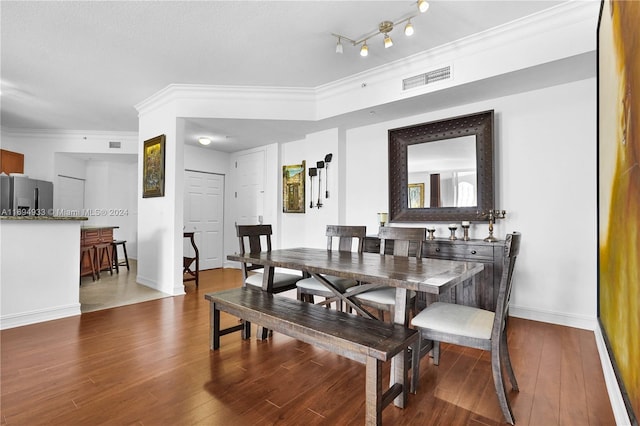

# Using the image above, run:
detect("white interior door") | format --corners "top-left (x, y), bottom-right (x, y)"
top-left (235, 151), bottom-right (265, 225)
top-left (184, 171), bottom-right (224, 270)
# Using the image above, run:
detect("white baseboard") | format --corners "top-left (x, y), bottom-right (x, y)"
top-left (510, 305), bottom-right (632, 425)
top-left (593, 325), bottom-right (633, 426)
top-left (0, 303), bottom-right (81, 330)
top-left (509, 304), bottom-right (598, 330)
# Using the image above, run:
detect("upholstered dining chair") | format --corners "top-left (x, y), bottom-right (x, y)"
top-left (346, 226), bottom-right (426, 323)
top-left (410, 232), bottom-right (521, 425)
top-left (296, 225), bottom-right (367, 310)
top-left (235, 224), bottom-right (303, 293)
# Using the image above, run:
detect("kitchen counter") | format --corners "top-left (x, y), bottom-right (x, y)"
top-left (1, 217), bottom-right (88, 329)
top-left (0, 215), bottom-right (88, 221)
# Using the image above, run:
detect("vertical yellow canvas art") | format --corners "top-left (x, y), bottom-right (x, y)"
top-left (598, 0), bottom-right (640, 421)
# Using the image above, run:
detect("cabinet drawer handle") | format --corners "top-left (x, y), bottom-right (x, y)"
top-left (435, 248), bottom-right (441, 252)
top-left (470, 250), bottom-right (477, 255)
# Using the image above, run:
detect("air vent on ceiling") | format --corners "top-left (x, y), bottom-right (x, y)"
top-left (109, 141), bottom-right (121, 149)
top-left (402, 65), bottom-right (451, 91)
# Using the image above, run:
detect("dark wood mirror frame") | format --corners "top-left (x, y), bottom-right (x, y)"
top-left (388, 110), bottom-right (494, 222)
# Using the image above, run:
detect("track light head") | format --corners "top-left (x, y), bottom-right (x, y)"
top-left (335, 37), bottom-right (343, 54)
top-left (360, 42), bottom-right (368, 57)
top-left (383, 34), bottom-right (393, 48)
top-left (418, 0), bottom-right (429, 13)
top-left (404, 20), bottom-right (414, 36)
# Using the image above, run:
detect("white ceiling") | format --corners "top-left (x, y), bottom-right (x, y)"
top-left (2, 1), bottom-right (567, 152)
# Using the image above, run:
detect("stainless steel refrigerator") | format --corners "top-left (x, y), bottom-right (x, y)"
top-left (0, 175), bottom-right (54, 216)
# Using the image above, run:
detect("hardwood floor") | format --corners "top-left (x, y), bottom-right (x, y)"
top-left (1, 269), bottom-right (615, 425)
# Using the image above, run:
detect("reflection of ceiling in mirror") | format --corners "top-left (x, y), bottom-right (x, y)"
top-left (407, 135), bottom-right (476, 173)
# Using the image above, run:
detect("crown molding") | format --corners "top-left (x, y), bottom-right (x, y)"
top-left (135, 83), bottom-right (317, 117)
top-left (1, 127), bottom-right (138, 141)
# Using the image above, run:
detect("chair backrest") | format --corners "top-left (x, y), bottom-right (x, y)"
top-left (378, 226), bottom-right (426, 258)
top-left (325, 225), bottom-right (366, 253)
top-left (492, 232), bottom-right (521, 337)
top-left (235, 224), bottom-right (273, 276)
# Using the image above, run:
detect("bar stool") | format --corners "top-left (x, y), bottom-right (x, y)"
top-left (111, 240), bottom-right (130, 273)
top-left (93, 243), bottom-right (113, 279)
top-left (80, 245), bottom-right (96, 283)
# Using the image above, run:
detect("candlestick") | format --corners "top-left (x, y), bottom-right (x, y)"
top-left (461, 221), bottom-right (471, 241)
top-left (448, 224), bottom-right (458, 240)
top-left (426, 227), bottom-right (436, 240)
top-left (478, 209), bottom-right (507, 242)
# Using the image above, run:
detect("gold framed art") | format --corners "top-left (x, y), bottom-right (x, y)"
top-left (408, 183), bottom-right (425, 208)
top-left (142, 134), bottom-right (166, 198)
top-left (283, 161), bottom-right (305, 213)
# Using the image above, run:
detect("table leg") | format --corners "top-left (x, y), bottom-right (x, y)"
top-left (210, 302), bottom-right (220, 350)
top-left (391, 287), bottom-right (410, 407)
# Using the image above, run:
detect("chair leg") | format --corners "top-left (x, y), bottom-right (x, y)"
top-left (121, 242), bottom-right (130, 271)
top-left (411, 333), bottom-right (421, 394)
top-left (491, 340), bottom-right (515, 425)
top-left (501, 329), bottom-right (519, 391)
top-left (111, 244), bottom-right (119, 273)
top-left (433, 341), bottom-right (441, 365)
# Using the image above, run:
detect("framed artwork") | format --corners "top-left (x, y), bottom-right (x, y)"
top-left (408, 183), bottom-right (425, 208)
top-left (142, 135), bottom-right (166, 198)
top-left (283, 161), bottom-right (305, 213)
top-left (598, 0), bottom-right (639, 423)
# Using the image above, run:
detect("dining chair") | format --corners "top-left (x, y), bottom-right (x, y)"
top-left (235, 224), bottom-right (303, 293)
top-left (410, 232), bottom-right (521, 425)
top-left (346, 226), bottom-right (426, 323)
top-left (296, 225), bottom-right (367, 310)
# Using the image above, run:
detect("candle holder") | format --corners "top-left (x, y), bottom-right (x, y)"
top-left (478, 209), bottom-right (506, 242)
top-left (426, 228), bottom-right (436, 240)
top-left (448, 224), bottom-right (458, 241)
top-left (461, 222), bottom-right (470, 241)
top-left (377, 212), bottom-right (388, 228)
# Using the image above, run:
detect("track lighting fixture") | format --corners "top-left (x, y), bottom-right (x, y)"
top-left (331, 1), bottom-right (429, 56)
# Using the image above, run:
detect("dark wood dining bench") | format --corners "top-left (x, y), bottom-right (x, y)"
top-left (205, 287), bottom-right (419, 426)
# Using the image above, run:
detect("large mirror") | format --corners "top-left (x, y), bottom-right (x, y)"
top-left (388, 110), bottom-right (494, 222)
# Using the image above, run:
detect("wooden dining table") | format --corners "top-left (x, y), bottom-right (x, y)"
top-left (227, 247), bottom-right (485, 410)
top-left (227, 247), bottom-right (485, 327)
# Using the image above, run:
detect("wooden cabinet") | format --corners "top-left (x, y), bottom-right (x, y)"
top-left (364, 236), bottom-right (505, 311)
top-left (0, 149), bottom-right (24, 175)
top-left (80, 227), bottom-right (116, 277)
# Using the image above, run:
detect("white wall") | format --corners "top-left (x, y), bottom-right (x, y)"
top-left (344, 78), bottom-right (597, 327)
top-left (280, 129), bottom-right (341, 249)
top-left (137, 106), bottom-right (184, 296)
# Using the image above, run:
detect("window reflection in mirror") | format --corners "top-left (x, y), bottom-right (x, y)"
top-left (407, 135), bottom-right (477, 208)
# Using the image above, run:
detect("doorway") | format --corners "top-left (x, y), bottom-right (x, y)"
top-left (184, 170), bottom-right (224, 270)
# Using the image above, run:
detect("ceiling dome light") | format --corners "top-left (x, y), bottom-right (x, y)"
top-left (383, 34), bottom-right (393, 48)
top-left (418, 0), bottom-right (429, 13)
top-left (360, 42), bottom-right (368, 57)
top-left (404, 20), bottom-right (414, 36)
top-left (198, 137), bottom-right (211, 146)
top-left (335, 37), bottom-right (343, 54)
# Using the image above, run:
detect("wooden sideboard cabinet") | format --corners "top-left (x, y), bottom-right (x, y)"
top-left (364, 236), bottom-right (505, 311)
